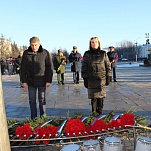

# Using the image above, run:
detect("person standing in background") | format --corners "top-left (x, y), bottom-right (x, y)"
top-left (21, 36), bottom-right (53, 120)
top-left (107, 46), bottom-right (118, 82)
top-left (53, 49), bottom-right (67, 85)
top-left (68, 46), bottom-right (82, 84)
top-left (15, 51), bottom-right (23, 87)
top-left (0, 59), bottom-right (6, 75)
top-left (81, 37), bottom-right (111, 116)
top-left (8, 57), bottom-right (15, 75)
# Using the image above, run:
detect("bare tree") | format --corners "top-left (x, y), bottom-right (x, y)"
top-left (0, 34), bottom-right (12, 60)
top-left (116, 40), bottom-right (133, 48)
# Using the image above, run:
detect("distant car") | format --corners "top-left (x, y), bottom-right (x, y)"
top-left (121, 58), bottom-right (128, 61)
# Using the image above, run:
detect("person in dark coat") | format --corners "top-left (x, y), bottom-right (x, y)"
top-left (15, 51), bottom-right (23, 87)
top-left (53, 49), bottom-right (67, 85)
top-left (21, 36), bottom-right (53, 119)
top-left (81, 37), bottom-right (111, 116)
top-left (8, 57), bottom-right (15, 75)
top-left (0, 59), bottom-right (6, 75)
top-left (68, 46), bottom-right (82, 84)
top-left (107, 46), bottom-right (118, 82)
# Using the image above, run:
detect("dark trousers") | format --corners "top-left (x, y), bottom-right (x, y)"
top-left (28, 86), bottom-right (46, 119)
top-left (110, 67), bottom-right (116, 81)
top-left (91, 98), bottom-right (104, 116)
top-left (8, 65), bottom-right (13, 75)
top-left (18, 71), bottom-right (22, 86)
top-left (73, 71), bottom-right (79, 83)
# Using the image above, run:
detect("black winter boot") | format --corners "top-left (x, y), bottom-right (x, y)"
top-left (96, 98), bottom-right (104, 115)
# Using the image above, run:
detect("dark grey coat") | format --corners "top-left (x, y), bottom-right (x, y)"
top-left (81, 49), bottom-right (111, 99)
top-left (68, 51), bottom-right (82, 72)
top-left (21, 45), bottom-right (53, 87)
top-left (107, 51), bottom-right (118, 68)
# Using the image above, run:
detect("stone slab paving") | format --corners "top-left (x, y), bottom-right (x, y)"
top-left (1, 63), bottom-right (151, 151)
top-left (1, 63), bottom-right (151, 125)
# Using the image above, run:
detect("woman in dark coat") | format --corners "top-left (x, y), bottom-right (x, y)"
top-left (81, 37), bottom-right (111, 116)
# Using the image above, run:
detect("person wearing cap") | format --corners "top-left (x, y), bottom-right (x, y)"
top-left (68, 46), bottom-right (82, 84)
top-left (107, 46), bottom-right (118, 82)
top-left (21, 36), bottom-right (53, 119)
top-left (53, 49), bottom-right (66, 85)
top-left (81, 37), bottom-right (111, 116)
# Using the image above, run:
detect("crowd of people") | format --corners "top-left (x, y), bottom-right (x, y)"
top-left (1, 36), bottom-right (119, 119)
top-left (0, 55), bottom-right (22, 76)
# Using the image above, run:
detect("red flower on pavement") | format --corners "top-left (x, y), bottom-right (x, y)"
top-left (120, 113), bottom-right (135, 127)
top-left (15, 123), bottom-right (33, 140)
top-left (92, 119), bottom-right (108, 133)
top-left (108, 120), bottom-right (121, 129)
top-left (85, 125), bottom-right (95, 140)
top-left (64, 119), bottom-right (86, 137)
top-left (34, 126), bottom-right (58, 145)
top-left (85, 125), bottom-right (93, 134)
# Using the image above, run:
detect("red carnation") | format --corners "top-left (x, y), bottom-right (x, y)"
top-left (64, 119), bottom-right (86, 137)
top-left (15, 123), bottom-right (33, 140)
top-left (108, 120), bottom-right (121, 129)
top-left (92, 119), bottom-right (108, 133)
top-left (34, 126), bottom-right (58, 145)
top-left (120, 113), bottom-right (135, 127)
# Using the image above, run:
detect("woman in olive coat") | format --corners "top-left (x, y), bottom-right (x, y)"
top-left (81, 37), bottom-right (111, 116)
top-left (53, 49), bottom-right (66, 85)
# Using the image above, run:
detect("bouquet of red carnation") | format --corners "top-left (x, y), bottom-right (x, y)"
top-left (85, 125), bottom-right (95, 140)
top-left (15, 123), bottom-right (33, 140)
top-left (85, 125), bottom-right (93, 134)
top-left (64, 119), bottom-right (86, 137)
top-left (34, 125), bottom-right (58, 145)
top-left (92, 119), bottom-right (108, 133)
top-left (120, 113), bottom-right (135, 127)
top-left (108, 120), bottom-right (121, 129)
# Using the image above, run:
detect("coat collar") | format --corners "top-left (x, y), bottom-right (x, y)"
top-left (27, 45), bottom-right (43, 53)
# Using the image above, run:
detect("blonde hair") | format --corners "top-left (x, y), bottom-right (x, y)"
top-left (89, 37), bottom-right (101, 49)
top-left (29, 36), bottom-right (40, 43)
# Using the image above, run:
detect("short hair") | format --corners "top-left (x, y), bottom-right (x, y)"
top-left (89, 37), bottom-right (101, 49)
top-left (73, 46), bottom-right (77, 49)
top-left (29, 36), bottom-right (40, 43)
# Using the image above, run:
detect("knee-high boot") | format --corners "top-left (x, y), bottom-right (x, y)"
top-left (91, 98), bottom-right (97, 116)
top-left (96, 98), bottom-right (104, 115)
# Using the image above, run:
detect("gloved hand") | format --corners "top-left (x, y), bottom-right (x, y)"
top-left (76, 58), bottom-right (79, 61)
top-left (83, 78), bottom-right (88, 88)
top-left (74, 57), bottom-right (79, 61)
top-left (106, 76), bottom-right (110, 86)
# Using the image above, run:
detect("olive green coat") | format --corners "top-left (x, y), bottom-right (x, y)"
top-left (53, 55), bottom-right (66, 74)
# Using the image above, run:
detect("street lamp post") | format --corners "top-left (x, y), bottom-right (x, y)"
top-left (134, 37), bottom-right (140, 62)
top-left (145, 33), bottom-right (150, 59)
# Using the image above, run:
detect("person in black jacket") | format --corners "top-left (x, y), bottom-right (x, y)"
top-left (15, 51), bottom-right (23, 87)
top-left (81, 37), bottom-right (111, 116)
top-left (21, 36), bottom-right (53, 119)
top-left (107, 46), bottom-right (118, 82)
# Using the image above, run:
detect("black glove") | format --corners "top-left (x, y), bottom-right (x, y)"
top-left (83, 78), bottom-right (88, 88)
top-left (56, 70), bottom-right (60, 74)
top-left (76, 58), bottom-right (79, 61)
top-left (106, 76), bottom-right (110, 86)
top-left (74, 57), bottom-right (79, 61)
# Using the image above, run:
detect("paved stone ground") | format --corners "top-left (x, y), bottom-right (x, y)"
top-left (2, 62), bottom-right (151, 125)
top-left (2, 62), bottom-right (151, 151)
